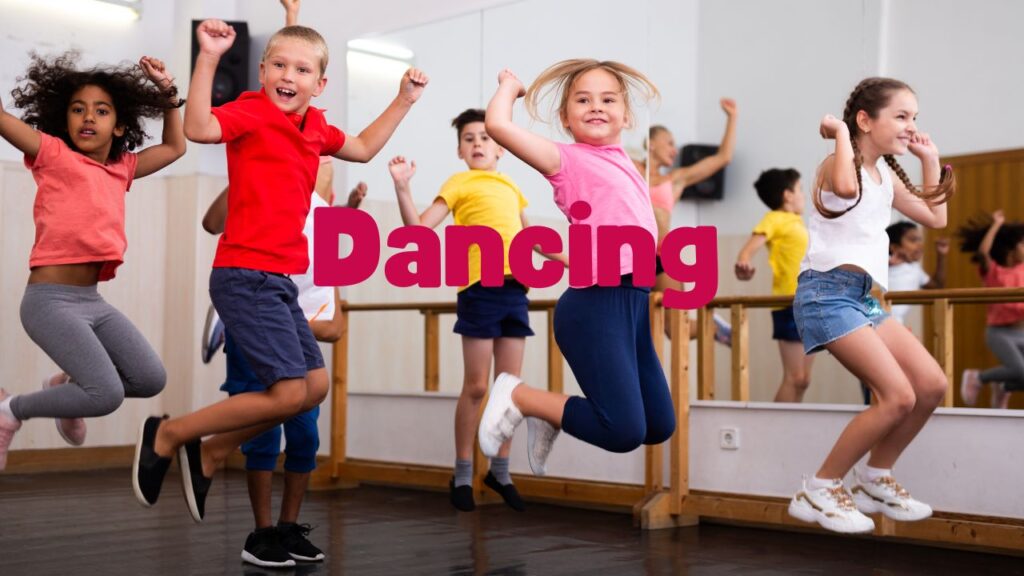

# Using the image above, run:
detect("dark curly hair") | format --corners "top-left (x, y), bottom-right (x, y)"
top-left (957, 213), bottom-right (1024, 268)
top-left (10, 51), bottom-right (177, 162)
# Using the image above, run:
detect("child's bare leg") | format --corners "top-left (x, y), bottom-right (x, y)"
top-left (774, 341), bottom-right (813, 402)
top-left (455, 337), bottom-right (493, 462)
top-left (866, 319), bottom-right (947, 468)
top-left (815, 326), bottom-right (917, 479)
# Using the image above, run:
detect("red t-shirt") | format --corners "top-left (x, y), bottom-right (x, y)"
top-left (24, 133), bottom-right (138, 281)
top-left (983, 262), bottom-right (1024, 326)
top-left (211, 90), bottom-right (345, 274)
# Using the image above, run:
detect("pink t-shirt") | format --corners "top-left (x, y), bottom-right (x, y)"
top-left (545, 142), bottom-right (658, 287)
top-left (24, 133), bottom-right (138, 281)
top-left (983, 262), bottom-right (1024, 326)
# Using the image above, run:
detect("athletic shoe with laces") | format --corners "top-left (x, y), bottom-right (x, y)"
top-left (42, 373), bottom-right (86, 446)
top-left (526, 417), bottom-right (559, 476)
top-left (851, 474), bottom-right (932, 521)
top-left (478, 373), bottom-right (524, 458)
top-left (277, 522), bottom-right (325, 562)
top-left (241, 527), bottom-right (296, 568)
top-left (0, 389), bottom-right (23, 471)
top-left (788, 477), bottom-right (875, 534)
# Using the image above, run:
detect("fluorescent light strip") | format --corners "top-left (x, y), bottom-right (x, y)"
top-left (346, 39), bottom-right (414, 62)
top-left (3, 0), bottom-right (140, 23)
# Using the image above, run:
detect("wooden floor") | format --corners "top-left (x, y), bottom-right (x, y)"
top-left (0, 469), bottom-right (1020, 576)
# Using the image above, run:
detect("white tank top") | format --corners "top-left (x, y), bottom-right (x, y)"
top-left (801, 157), bottom-right (894, 290)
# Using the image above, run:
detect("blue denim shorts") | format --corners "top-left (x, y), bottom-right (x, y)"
top-left (793, 268), bottom-right (890, 355)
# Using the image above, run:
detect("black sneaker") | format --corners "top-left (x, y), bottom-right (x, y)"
top-left (133, 416), bottom-right (171, 507)
top-left (484, 471), bottom-right (526, 512)
top-left (277, 522), bottom-right (325, 562)
top-left (178, 438), bottom-right (212, 523)
top-left (449, 478), bottom-right (475, 512)
top-left (241, 527), bottom-right (296, 568)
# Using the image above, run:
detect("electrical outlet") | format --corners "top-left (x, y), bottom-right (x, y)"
top-left (719, 427), bottom-right (740, 450)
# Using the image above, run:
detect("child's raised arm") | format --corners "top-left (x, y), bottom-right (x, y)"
top-left (0, 94), bottom-right (41, 158)
top-left (280, 0), bottom-right (300, 26)
top-left (734, 233), bottom-right (767, 280)
top-left (667, 98), bottom-right (737, 198)
top-left (387, 156), bottom-right (449, 228)
top-left (978, 210), bottom-right (1005, 269)
top-left (334, 69), bottom-right (429, 163)
top-left (485, 69), bottom-right (560, 176)
top-left (892, 133), bottom-right (946, 229)
top-left (134, 56), bottom-right (186, 178)
top-left (183, 19), bottom-right (236, 144)
top-left (817, 114), bottom-right (857, 199)
top-left (923, 238), bottom-right (948, 289)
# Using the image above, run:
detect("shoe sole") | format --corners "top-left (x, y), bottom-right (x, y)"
top-left (241, 550), bottom-right (296, 568)
top-left (478, 375), bottom-right (517, 458)
top-left (852, 491), bottom-right (932, 522)
top-left (132, 418), bottom-right (153, 508)
top-left (289, 552), bottom-right (325, 562)
top-left (788, 495), bottom-right (874, 534)
top-left (178, 443), bottom-right (203, 523)
top-left (42, 376), bottom-right (84, 447)
top-left (960, 372), bottom-right (979, 406)
top-left (526, 418), bottom-right (550, 476)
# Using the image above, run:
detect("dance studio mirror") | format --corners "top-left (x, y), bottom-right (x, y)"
top-left (345, 0), bottom-right (1022, 410)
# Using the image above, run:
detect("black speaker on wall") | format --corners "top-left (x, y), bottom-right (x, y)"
top-left (191, 20), bottom-right (250, 107)
top-left (678, 144), bottom-right (726, 200)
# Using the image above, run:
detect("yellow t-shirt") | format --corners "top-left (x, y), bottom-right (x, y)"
top-left (752, 210), bottom-right (808, 296)
top-left (437, 170), bottom-right (528, 291)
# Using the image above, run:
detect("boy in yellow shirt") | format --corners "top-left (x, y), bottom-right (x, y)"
top-left (388, 109), bottom-right (566, 512)
top-left (735, 168), bottom-right (814, 402)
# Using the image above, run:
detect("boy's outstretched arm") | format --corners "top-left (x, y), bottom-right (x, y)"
top-left (734, 234), bottom-right (767, 280)
top-left (334, 69), bottom-right (429, 163)
top-left (387, 156), bottom-right (449, 227)
top-left (184, 19), bottom-right (236, 143)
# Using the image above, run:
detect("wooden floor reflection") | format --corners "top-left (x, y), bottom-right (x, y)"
top-left (0, 469), bottom-right (1020, 575)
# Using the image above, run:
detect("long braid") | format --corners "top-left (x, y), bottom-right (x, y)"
top-left (884, 154), bottom-right (956, 204)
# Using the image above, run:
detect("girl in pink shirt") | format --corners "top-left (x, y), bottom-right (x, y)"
top-left (0, 52), bottom-right (186, 470)
top-left (477, 59), bottom-right (676, 475)
top-left (959, 210), bottom-right (1024, 409)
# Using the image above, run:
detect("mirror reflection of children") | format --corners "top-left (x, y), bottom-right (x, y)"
top-left (959, 210), bottom-right (1024, 409)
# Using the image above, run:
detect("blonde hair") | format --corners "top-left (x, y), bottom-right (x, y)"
top-left (524, 59), bottom-right (659, 136)
top-left (262, 25), bottom-right (329, 75)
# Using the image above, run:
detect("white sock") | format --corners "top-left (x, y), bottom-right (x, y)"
top-left (807, 475), bottom-right (838, 490)
top-left (860, 465), bottom-right (891, 483)
top-left (0, 397), bottom-right (16, 421)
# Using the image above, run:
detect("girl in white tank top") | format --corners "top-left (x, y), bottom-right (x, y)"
top-left (786, 78), bottom-right (956, 535)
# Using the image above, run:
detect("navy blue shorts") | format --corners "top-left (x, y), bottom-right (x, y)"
top-left (210, 267), bottom-right (324, 386)
top-left (771, 306), bottom-right (802, 342)
top-left (454, 278), bottom-right (534, 339)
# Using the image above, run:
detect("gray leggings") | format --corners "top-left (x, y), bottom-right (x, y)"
top-left (11, 284), bottom-right (166, 420)
top-left (981, 325), bottom-right (1024, 392)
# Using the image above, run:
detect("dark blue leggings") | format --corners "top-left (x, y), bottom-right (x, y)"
top-left (555, 280), bottom-right (676, 453)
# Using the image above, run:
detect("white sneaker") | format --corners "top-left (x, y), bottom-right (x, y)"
top-left (42, 373), bottom-right (86, 446)
top-left (851, 474), bottom-right (932, 521)
top-left (960, 369), bottom-right (981, 407)
top-left (478, 373), bottom-right (524, 458)
top-left (788, 477), bottom-right (875, 534)
top-left (0, 389), bottom-right (24, 471)
top-left (526, 417), bottom-right (559, 476)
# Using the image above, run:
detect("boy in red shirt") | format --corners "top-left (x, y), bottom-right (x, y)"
top-left (133, 18), bottom-right (427, 523)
